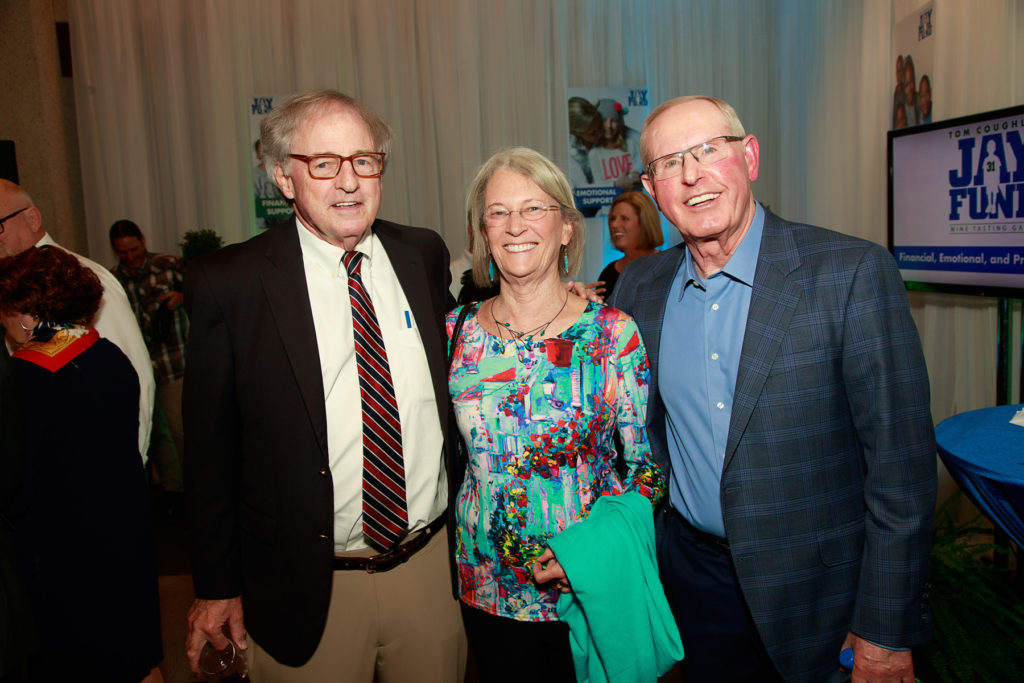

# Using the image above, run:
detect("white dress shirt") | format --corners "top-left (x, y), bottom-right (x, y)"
top-left (297, 222), bottom-right (447, 552)
top-left (36, 233), bottom-right (156, 462)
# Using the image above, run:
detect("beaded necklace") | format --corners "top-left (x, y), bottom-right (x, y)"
top-left (491, 292), bottom-right (569, 362)
top-left (491, 291), bottom-right (569, 341)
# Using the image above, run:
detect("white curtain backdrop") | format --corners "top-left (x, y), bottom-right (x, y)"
top-left (69, 0), bottom-right (1024, 449)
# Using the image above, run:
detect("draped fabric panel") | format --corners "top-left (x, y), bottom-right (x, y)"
top-left (68, 0), bottom-right (1024, 432)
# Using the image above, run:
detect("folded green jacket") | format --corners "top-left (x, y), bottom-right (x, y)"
top-left (549, 491), bottom-right (684, 682)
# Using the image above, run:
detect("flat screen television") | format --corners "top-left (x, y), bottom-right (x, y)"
top-left (888, 104), bottom-right (1024, 298)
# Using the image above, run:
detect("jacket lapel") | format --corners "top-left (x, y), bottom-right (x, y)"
top-left (631, 245), bottom-right (686, 404)
top-left (376, 223), bottom-right (445, 371)
top-left (259, 222), bottom-right (329, 458)
top-left (611, 246), bottom-right (686, 476)
top-left (724, 212), bottom-right (801, 470)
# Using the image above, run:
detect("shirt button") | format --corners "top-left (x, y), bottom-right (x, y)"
top-left (717, 401), bottom-right (725, 410)
top-left (711, 303), bottom-right (719, 311)
top-left (711, 352), bottom-right (719, 361)
top-left (318, 468), bottom-right (329, 477)
top-left (317, 533), bottom-right (329, 541)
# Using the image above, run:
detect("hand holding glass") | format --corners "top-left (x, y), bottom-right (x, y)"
top-left (198, 639), bottom-right (250, 682)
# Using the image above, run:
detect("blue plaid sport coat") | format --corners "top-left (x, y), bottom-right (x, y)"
top-left (609, 209), bottom-right (936, 682)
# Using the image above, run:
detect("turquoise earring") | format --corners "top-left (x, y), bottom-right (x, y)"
top-left (562, 251), bottom-right (569, 273)
top-left (488, 259), bottom-right (496, 281)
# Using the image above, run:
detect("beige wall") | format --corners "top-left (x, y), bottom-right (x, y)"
top-left (0, 0), bottom-right (86, 255)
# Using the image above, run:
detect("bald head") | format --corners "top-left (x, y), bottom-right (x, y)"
top-left (639, 96), bottom-right (747, 166)
top-left (0, 179), bottom-right (32, 212)
top-left (0, 180), bottom-right (44, 256)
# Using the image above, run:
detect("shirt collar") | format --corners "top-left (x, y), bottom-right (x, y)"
top-left (295, 217), bottom-right (377, 274)
top-left (722, 201), bottom-right (764, 287)
top-left (679, 201), bottom-right (765, 294)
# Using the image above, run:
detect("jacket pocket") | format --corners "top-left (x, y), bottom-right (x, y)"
top-left (817, 518), bottom-right (864, 567)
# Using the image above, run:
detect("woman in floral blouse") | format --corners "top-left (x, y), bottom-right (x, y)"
top-left (447, 147), bottom-right (665, 681)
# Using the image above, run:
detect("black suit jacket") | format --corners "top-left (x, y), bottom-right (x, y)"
top-left (183, 219), bottom-right (458, 667)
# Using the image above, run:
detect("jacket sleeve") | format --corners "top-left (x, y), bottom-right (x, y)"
top-left (844, 244), bottom-right (936, 648)
top-left (183, 259), bottom-right (244, 599)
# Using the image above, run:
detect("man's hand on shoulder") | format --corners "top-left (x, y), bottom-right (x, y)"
top-left (564, 280), bottom-right (604, 303)
top-left (186, 596), bottom-right (246, 675)
top-left (843, 632), bottom-right (915, 683)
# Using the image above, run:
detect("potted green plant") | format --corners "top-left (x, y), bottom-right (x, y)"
top-left (916, 497), bottom-right (1024, 681)
top-left (180, 229), bottom-right (224, 267)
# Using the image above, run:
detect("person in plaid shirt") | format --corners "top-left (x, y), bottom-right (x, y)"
top-left (110, 220), bottom-right (188, 498)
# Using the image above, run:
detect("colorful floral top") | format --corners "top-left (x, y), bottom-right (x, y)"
top-left (446, 301), bottom-right (665, 622)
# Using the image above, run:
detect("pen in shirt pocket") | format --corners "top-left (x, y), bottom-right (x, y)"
top-left (404, 311), bottom-right (412, 328)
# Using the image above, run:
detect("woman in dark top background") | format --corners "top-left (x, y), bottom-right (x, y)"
top-left (0, 343), bottom-right (36, 683)
top-left (593, 191), bottom-right (663, 298)
top-left (0, 246), bottom-right (163, 683)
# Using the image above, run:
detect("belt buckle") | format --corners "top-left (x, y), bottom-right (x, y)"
top-left (365, 545), bottom-right (401, 574)
top-left (364, 550), bottom-right (393, 574)
top-left (359, 516), bottom-right (441, 573)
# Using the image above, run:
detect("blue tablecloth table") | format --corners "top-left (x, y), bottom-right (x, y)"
top-left (936, 404), bottom-right (1024, 548)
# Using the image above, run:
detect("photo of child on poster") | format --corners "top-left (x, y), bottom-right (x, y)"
top-left (567, 87), bottom-right (649, 215)
top-left (249, 93), bottom-right (293, 233)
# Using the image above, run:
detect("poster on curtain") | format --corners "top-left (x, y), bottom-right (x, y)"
top-left (566, 87), bottom-right (650, 218)
top-left (892, 2), bottom-right (935, 130)
top-left (249, 93), bottom-right (295, 234)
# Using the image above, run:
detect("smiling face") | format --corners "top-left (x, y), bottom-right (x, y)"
top-left (608, 200), bottom-right (642, 252)
top-left (483, 168), bottom-right (572, 286)
top-left (603, 115), bottom-right (623, 140)
top-left (274, 102), bottom-right (382, 250)
top-left (918, 76), bottom-right (931, 118)
top-left (641, 99), bottom-right (759, 248)
top-left (576, 116), bottom-right (603, 147)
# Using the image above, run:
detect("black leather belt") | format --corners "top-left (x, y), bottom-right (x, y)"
top-left (333, 515), bottom-right (446, 573)
top-left (671, 507), bottom-right (730, 555)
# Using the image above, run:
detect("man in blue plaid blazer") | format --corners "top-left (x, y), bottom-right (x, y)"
top-left (609, 96), bottom-right (936, 682)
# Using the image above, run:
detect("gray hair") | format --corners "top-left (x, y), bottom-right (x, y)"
top-left (466, 147), bottom-right (584, 287)
top-left (260, 90), bottom-right (394, 171)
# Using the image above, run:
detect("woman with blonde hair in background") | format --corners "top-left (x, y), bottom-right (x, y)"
top-left (591, 191), bottom-right (664, 298)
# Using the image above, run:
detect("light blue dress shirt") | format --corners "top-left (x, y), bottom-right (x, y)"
top-left (660, 203), bottom-right (764, 538)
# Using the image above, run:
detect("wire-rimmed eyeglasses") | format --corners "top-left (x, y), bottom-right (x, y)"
top-left (483, 204), bottom-right (561, 229)
top-left (645, 136), bottom-right (744, 181)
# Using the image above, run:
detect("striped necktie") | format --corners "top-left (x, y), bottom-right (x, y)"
top-left (343, 250), bottom-right (408, 551)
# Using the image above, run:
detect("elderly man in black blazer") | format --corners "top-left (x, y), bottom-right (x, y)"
top-left (610, 96), bottom-right (936, 682)
top-left (183, 90), bottom-right (465, 682)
